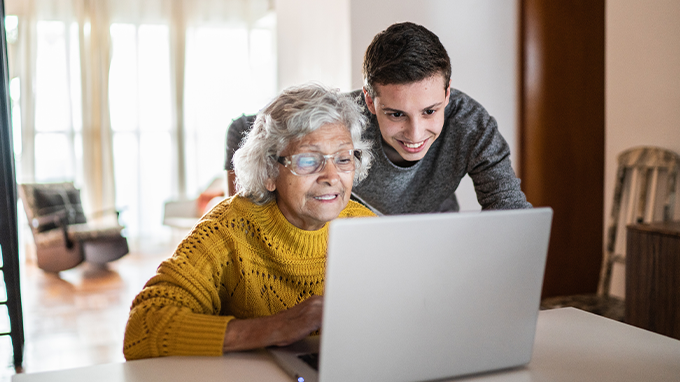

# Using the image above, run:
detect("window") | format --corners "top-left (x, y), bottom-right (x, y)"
top-left (108, 15), bottom-right (276, 243)
top-left (33, 21), bottom-right (82, 184)
top-left (183, 15), bottom-right (276, 196)
top-left (109, 24), bottom-right (173, 241)
top-left (9, 3), bottom-right (277, 246)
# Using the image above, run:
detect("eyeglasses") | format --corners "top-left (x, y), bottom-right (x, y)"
top-left (276, 149), bottom-right (362, 176)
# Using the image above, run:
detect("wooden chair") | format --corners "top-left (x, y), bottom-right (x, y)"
top-left (599, 146), bottom-right (680, 297)
top-left (542, 146), bottom-right (680, 320)
top-left (18, 182), bottom-right (129, 272)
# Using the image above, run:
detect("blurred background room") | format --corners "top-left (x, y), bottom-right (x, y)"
top-left (1, 0), bottom-right (679, 380)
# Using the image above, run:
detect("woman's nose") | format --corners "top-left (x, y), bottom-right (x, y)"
top-left (317, 159), bottom-right (341, 185)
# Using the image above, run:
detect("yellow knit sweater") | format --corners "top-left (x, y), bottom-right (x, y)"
top-left (123, 195), bottom-right (375, 360)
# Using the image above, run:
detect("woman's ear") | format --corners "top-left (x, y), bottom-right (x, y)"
top-left (265, 178), bottom-right (276, 192)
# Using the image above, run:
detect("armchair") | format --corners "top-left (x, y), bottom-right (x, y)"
top-left (18, 182), bottom-right (129, 272)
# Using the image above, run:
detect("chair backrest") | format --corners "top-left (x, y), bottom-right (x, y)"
top-left (599, 146), bottom-right (680, 297)
top-left (18, 182), bottom-right (87, 236)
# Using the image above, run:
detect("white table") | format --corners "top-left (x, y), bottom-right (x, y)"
top-left (13, 308), bottom-right (680, 382)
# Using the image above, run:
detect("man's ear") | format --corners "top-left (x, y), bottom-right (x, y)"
top-left (265, 178), bottom-right (276, 192)
top-left (444, 78), bottom-right (452, 102)
top-left (362, 87), bottom-right (377, 115)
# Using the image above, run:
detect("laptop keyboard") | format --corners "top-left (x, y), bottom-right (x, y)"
top-left (297, 353), bottom-right (320, 371)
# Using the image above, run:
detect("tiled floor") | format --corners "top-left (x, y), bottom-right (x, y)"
top-left (0, 243), bottom-right (174, 381)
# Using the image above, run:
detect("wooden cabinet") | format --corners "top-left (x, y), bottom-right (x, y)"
top-left (626, 222), bottom-right (680, 340)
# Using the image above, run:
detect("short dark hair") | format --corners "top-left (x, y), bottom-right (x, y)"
top-left (363, 22), bottom-right (451, 97)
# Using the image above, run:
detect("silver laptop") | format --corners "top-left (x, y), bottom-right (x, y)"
top-left (269, 207), bottom-right (553, 382)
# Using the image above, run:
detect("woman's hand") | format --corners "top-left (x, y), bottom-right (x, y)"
top-left (222, 295), bottom-right (323, 352)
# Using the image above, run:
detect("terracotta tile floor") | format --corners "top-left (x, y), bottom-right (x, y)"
top-left (0, 243), bottom-right (174, 381)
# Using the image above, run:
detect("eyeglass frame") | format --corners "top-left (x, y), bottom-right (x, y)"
top-left (274, 149), bottom-right (363, 176)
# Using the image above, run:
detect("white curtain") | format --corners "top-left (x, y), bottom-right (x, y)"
top-left (6, 0), bottom-right (276, 245)
top-left (75, 0), bottom-right (116, 216)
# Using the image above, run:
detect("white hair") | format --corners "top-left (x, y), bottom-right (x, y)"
top-left (233, 83), bottom-right (373, 205)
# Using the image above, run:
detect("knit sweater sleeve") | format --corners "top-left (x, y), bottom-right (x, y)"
top-left (449, 91), bottom-right (532, 210)
top-left (467, 115), bottom-right (531, 210)
top-left (123, 218), bottom-right (234, 360)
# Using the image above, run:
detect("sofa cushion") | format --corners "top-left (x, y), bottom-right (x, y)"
top-left (33, 187), bottom-right (87, 232)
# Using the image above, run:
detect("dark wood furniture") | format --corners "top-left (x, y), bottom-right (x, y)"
top-left (521, 0), bottom-right (606, 298)
top-left (626, 221), bottom-right (680, 340)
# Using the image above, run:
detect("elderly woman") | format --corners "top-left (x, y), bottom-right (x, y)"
top-left (123, 83), bottom-right (375, 360)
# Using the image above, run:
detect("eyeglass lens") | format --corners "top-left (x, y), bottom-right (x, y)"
top-left (291, 150), bottom-right (359, 175)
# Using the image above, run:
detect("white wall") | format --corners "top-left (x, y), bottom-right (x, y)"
top-left (275, 0), bottom-right (352, 91)
top-left (605, 0), bottom-right (680, 297)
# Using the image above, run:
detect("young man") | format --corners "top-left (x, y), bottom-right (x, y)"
top-left (226, 22), bottom-right (531, 215)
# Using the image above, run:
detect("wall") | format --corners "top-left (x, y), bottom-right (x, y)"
top-left (275, 0), bottom-right (352, 92)
top-left (605, 1), bottom-right (680, 295)
top-left (277, 0), bottom-right (520, 212)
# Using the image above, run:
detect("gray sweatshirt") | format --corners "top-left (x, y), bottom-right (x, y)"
top-left (225, 88), bottom-right (531, 215)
